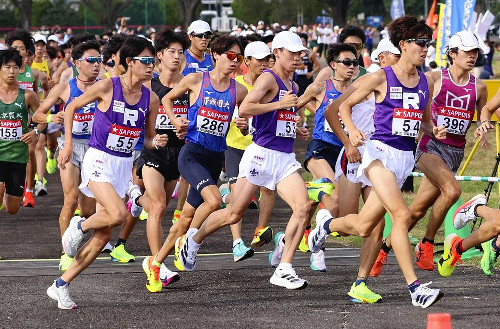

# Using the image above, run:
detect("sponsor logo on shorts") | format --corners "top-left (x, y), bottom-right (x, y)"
top-left (347, 169), bottom-right (355, 175)
top-left (254, 155), bottom-right (264, 161)
top-left (249, 168), bottom-right (258, 177)
top-left (92, 170), bottom-right (101, 178)
top-left (376, 147), bottom-right (384, 152)
top-left (146, 161), bottom-right (159, 168)
top-left (196, 179), bottom-right (209, 190)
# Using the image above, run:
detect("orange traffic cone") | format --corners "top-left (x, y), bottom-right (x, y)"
top-left (427, 313), bottom-right (452, 329)
top-left (362, 48), bottom-right (370, 67)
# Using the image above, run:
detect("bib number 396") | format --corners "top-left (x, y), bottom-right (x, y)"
top-left (436, 106), bottom-right (472, 135)
top-left (392, 108), bottom-right (422, 138)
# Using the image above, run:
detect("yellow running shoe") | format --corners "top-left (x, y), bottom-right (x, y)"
top-left (173, 235), bottom-right (186, 271)
top-left (74, 207), bottom-right (81, 216)
top-left (298, 228), bottom-right (311, 252)
top-left (305, 178), bottom-right (334, 202)
top-left (46, 157), bottom-right (57, 174)
top-left (139, 209), bottom-right (148, 221)
top-left (347, 282), bottom-right (382, 303)
top-left (110, 244), bottom-right (136, 263)
top-left (438, 233), bottom-right (462, 278)
top-left (142, 256), bottom-right (162, 293)
top-left (172, 209), bottom-right (181, 224)
top-left (59, 253), bottom-right (73, 271)
top-left (251, 226), bottom-right (273, 249)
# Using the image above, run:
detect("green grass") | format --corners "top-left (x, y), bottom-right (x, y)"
top-left (302, 128), bottom-right (500, 268)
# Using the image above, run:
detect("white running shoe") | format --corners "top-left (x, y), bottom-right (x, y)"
top-left (102, 242), bottom-right (113, 252)
top-left (127, 184), bottom-right (143, 218)
top-left (160, 263), bottom-right (180, 287)
top-left (308, 209), bottom-right (332, 253)
top-left (62, 216), bottom-right (85, 258)
top-left (410, 282), bottom-right (443, 308)
top-left (269, 232), bottom-right (285, 268)
top-left (34, 180), bottom-right (47, 196)
top-left (453, 194), bottom-right (487, 229)
top-left (47, 281), bottom-right (77, 309)
top-left (270, 267), bottom-right (307, 290)
top-left (310, 249), bottom-right (327, 272)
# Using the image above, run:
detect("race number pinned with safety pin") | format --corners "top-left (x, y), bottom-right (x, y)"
top-left (436, 106), bottom-right (472, 135)
top-left (72, 103), bottom-right (95, 135)
top-left (392, 108), bottom-right (422, 138)
top-left (106, 123), bottom-right (142, 153)
top-left (196, 106), bottom-right (230, 136)
top-left (0, 119), bottom-right (22, 141)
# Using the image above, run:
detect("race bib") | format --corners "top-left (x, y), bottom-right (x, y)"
top-left (196, 106), bottom-right (230, 136)
top-left (156, 105), bottom-right (188, 130)
top-left (391, 108), bottom-right (422, 138)
top-left (0, 119), bottom-right (22, 141)
top-left (72, 112), bottom-right (94, 135)
top-left (324, 119), bottom-right (333, 133)
top-left (436, 106), bottom-right (473, 135)
top-left (105, 124), bottom-right (142, 153)
top-left (276, 110), bottom-right (296, 138)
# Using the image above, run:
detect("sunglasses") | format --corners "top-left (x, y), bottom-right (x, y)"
top-left (131, 57), bottom-right (156, 65)
top-left (192, 32), bottom-right (213, 39)
top-left (347, 42), bottom-right (363, 50)
top-left (405, 38), bottom-right (431, 48)
top-left (334, 59), bottom-right (359, 67)
top-left (106, 60), bottom-right (115, 67)
top-left (78, 56), bottom-right (102, 64)
top-left (56, 55), bottom-right (63, 59)
top-left (224, 51), bottom-right (244, 62)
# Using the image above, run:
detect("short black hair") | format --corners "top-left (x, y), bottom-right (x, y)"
top-left (338, 26), bottom-right (366, 44)
top-left (298, 33), bottom-right (308, 41)
top-left (119, 36), bottom-right (155, 70)
top-left (245, 34), bottom-right (261, 43)
top-left (102, 34), bottom-right (128, 63)
top-left (60, 42), bottom-right (71, 52)
top-left (326, 43), bottom-right (357, 65)
top-left (389, 15), bottom-right (433, 51)
top-left (262, 34), bottom-right (274, 45)
top-left (154, 28), bottom-right (189, 54)
top-left (210, 35), bottom-right (243, 56)
top-left (0, 48), bottom-right (23, 67)
top-left (429, 61), bottom-right (437, 69)
top-left (71, 41), bottom-right (101, 61)
top-left (5, 29), bottom-right (34, 52)
top-left (45, 46), bottom-right (58, 60)
top-left (69, 33), bottom-right (96, 48)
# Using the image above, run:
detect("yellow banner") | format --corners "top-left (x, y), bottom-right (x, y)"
top-left (435, 3), bottom-right (447, 68)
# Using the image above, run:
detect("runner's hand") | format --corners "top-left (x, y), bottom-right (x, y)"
top-left (295, 115), bottom-right (303, 126)
top-left (280, 90), bottom-right (298, 109)
top-left (20, 130), bottom-right (37, 144)
top-left (474, 121), bottom-right (494, 139)
top-left (297, 126), bottom-right (309, 140)
top-left (172, 116), bottom-right (189, 132)
top-left (348, 128), bottom-right (366, 147)
top-left (433, 125), bottom-right (446, 140)
top-left (346, 144), bottom-right (362, 163)
top-left (57, 146), bottom-right (72, 170)
top-left (51, 112), bottom-right (65, 124)
top-left (234, 117), bottom-right (248, 131)
top-left (154, 134), bottom-right (168, 148)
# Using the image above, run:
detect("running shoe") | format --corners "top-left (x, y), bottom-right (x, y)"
top-left (438, 233), bottom-right (462, 277)
top-left (347, 282), bottom-right (382, 303)
top-left (251, 226), bottom-right (273, 249)
top-left (74, 207), bottom-right (81, 216)
top-left (270, 267), bottom-right (307, 290)
top-left (47, 281), bottom-right (77, 309)
top-left (34, 173), bottom-right (47, 186)
top-left (410, 282), bottom-right (443, 308)
top-left (269, 231), bottom-right (285, 267)
top-left (481, 239), bottom-right (498, 276)
top-left (219, 171), bottom-right (228, 182)
top-left (175, 234), bottom-right (197, 271)
top-left (415, 240), bottom-right (434, 271)
top-left (23, 190), bottom-right (35, 208)
top-left (102, 242), bottom-right (113, 253)
top-left (305, 177), bottom-right (334, 202)
top-left (34, 180), bottom-right (47, 196)
top-left (310, 249), bottom-right (326, 272)
top-left (171, 179), bottom-right (180, 199)
top-left (248, 196), bottom-right (258, 209)
top-left (370, 249), bottom-right (389, 277)
top-left (139, 209), bottom-right (148, 221)
top-left (172, 210), bottom-right (181, 224)
top-left (160, 263), bottom-right (180, 288)
top-left (233, 241), bottom-right (254, 262)
top-left (62, 215), bottom-right (85, 258)
top-left (126, 185), bottom-right (143, 218)
top-left (308, 209), bottom-right (332, 253)
top-left (58, 254), bottom-right (73, 271)
top-left (46, 156), bottom-right (57, 174)
top-left (298, 228), bottom-right (311, 252)
top-left (110, 244), bottom-right (135, 263)
top-left (453, 194), bottom-right (487, 229)
top-left (219, 183), bottom-right (230, 207)
top-left (142, 256), bottom-right (162, 293)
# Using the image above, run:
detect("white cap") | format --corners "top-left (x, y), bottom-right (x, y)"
top-left (334, 25), bottom-right (339, 30)
top-left (272, 31), bottom-right (310, 54)
top-left (244, 41), bottom-right (272, 59)
top-left (188, 20), bottom-right (212, 34)
top-left (33, 34), bottom-right (47, 44)
top-left (258, 20), bottom-right (264, 26)
top-left (448, 30), bottom-right (480, 52)
top-left (370, 50), bottom-right (380, 63)
top-left (373, 38), bottom-right (400, 59)
top-left (273, 23), bottom-right (280, 28)
top-left (47, 35), bottom-right (59, 43)
top-left (264, 30), bottom-right (274, 36)
top-left (289, 26), bottom-right (298, 33)
top-left (232, 25), bottom-right (239, 31)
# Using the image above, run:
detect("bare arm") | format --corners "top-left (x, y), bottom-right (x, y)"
top-left (59, 67), bottom-right (73, 83)
top-left (315, 66), bottom-right (333, 82)
top-left (296, 81), bottom-right (324, 111)
top-left (32, 82), bottom-right (66, 123)
top-left (21, 90), bottom-right (44, 145)
top-left (310, 53), bottom-right (320, 74)
top-left (475, 86), bottom-right (500, 139)
top-left (420, 75), bottom-right (445, 139)
top-left (144, 93), bottom-right (166, 150)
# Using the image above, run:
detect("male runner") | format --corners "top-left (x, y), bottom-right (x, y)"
top-left (141, 35), bottom-right (248, 292)
top-left (46, 36), bottom-right (163, 309)
top-left (173, 31), bottom-right (311, 290)
top-left (325, 38), bottom-right (401, 303)
top-left (33, 41), bottom-right (101, 271)
top-left (308, 16), bottom-right (445, 308)
top-left (0, 49), bottom-right (41, 214)
top-left (373, 30), bottom-right (488, 274)
top-left (181, 20), bottom-right (214, 75)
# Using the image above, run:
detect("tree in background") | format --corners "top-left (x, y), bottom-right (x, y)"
top-left (10, 0), bottom-right (32, 29)
top-left (177, 0), bottom-right (201, 28)
top-left (81, 0), bottom-right (131, 31)
top-left (320, 0), bottom-right (350, 26)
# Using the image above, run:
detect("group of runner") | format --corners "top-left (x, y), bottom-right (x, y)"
top-left (1, 15), bottom-right (499, 311)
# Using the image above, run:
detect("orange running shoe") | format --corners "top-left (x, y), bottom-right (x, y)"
top-left (23, 190), bottom-right (35, 208)
top-left (415, 240), bottom-right (434, 271)
top-left (370, 249), bottom-right (389, 277)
